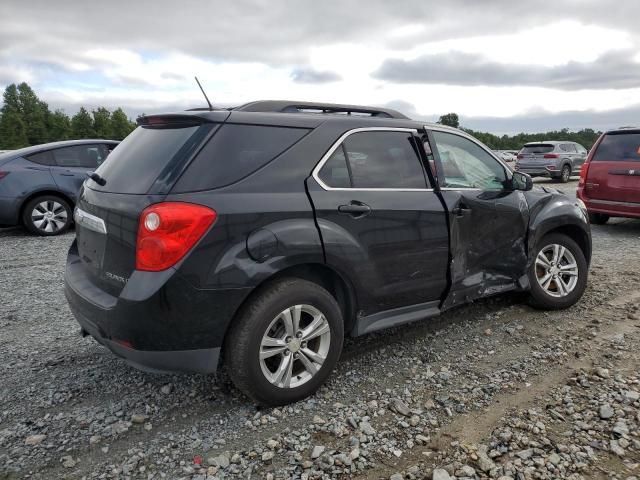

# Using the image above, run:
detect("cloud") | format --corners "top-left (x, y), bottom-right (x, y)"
top-left (462, 104), bottom-right (640, 135)
top-left (374, 50), bottom-right (640, 90)
top-left (290, 68), bottom-right (341, 84)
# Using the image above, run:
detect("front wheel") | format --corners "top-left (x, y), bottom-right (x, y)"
top-left (225, 279), bottom-right (344, 406)
top-left (528, 233), bottom-right (588, 309)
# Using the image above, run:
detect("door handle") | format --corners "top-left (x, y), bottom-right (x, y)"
top-left (338, 202), bottom-right (371, 218)
top-left (453, 205), bottom-right (471, 217)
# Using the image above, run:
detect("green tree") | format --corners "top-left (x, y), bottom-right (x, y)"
top-left (2, 84), bottom-right (20, 113)
top-left (110, 108), bottom-right (136, 140)
top-left (93, 107), bottom-right (113, 138)
top-left (47, 109), bottom-right (71, 141)
top-left (438, 112), bottom-right (459, 128)
top-left (16, 82), bottom-right (50, 145)
top-left (0, 110), bottom-right (29, 149)
top-left (70, 107), bottom-right (95, 139)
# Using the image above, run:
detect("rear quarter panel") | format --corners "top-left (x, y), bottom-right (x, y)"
top-left (0, 157), bottom-right (59, 225)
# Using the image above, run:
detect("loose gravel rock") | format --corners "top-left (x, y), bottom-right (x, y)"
top-left (1, 180), bottom-right (640, 479)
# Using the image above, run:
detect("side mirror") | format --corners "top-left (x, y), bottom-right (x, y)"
top-left (511, 171), bottom-right (533, 191)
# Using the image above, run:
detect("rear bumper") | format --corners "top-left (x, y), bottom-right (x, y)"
top-left (71, 299), bottom-right (220, 373)
top-left (515, 165), bottom-right (560, 178)
top-left (577, 191), bottom-right (640, 219)
top-left (64, 241), bottom-right (251, 374)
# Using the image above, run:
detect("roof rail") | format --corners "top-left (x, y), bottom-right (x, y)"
top-left (233, 100), bottom-right (409, 119)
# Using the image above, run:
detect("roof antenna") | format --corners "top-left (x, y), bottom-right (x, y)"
top-left (194, 76), bottom-right (213, 111)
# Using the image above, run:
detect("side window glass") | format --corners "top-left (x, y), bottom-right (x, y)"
top-left (25, 151), bottom-right (54, 166)
top-left (342, 131), bottom-right (427, 189)
top-left (318, 146), bottom-right (351, 188)
top-left (54, 145), bottom-right (104, 168)
top-left (432, 131), bottom-right (507, 190)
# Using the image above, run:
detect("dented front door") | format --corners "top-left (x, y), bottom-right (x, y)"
top-left (428, 129), bottom-right (529, 308)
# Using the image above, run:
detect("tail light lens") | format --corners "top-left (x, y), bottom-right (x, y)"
top-left (136, 202), bottom-right (217, 271)
top-left (578, 160), bottom-right (591, 188)
top-left (543, 153), bottom-right (559, 158)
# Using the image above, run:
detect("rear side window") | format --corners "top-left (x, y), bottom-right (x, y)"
top-left (53, 144), bottom-right (107, 168)
top-left (26, 151), bottom-right (55, 166)
top-left (173, 124), bottom-right (309, 192)
top-left (521, 144), bottom-right (554, 154)
top-left (319, 131), bottom-right (427, 189)
top-left (318, 146), bottom-right (351, 188)
top-left (592, 133), bottom-right (640, 162)
top-left (91, 125), bottom-right (207, 193)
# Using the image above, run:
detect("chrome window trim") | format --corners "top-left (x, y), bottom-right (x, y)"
top-left (311, 127), bottom-right (434, 192)
top-left (74, 207), bottom-right (107, 234)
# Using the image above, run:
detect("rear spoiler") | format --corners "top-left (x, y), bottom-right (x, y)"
top-left (137, 112), bottom-right (230, 127)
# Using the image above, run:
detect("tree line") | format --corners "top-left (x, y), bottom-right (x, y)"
top-left (0, 83), bottom-right (137, 150)
top-left (0, 84), bottom-right (604, 152)
top-left (437, 112), bottom-right (602, 150)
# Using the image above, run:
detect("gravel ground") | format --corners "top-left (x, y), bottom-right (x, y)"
top-left (1, 178), bottom-right (639, 480)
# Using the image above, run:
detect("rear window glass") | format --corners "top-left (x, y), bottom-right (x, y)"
top-left (90, 125), bottom-right (206, 193)
top-left (521, 144), bottom-right (554, 154)
top-left (592, 133), bottom-right (640, 162)
top-left (172, 124), bottom-right (309, 192)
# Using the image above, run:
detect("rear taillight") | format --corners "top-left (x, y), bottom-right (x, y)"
top-left (578, 160), bottom-right (591, 188)
top-left (136, 202), bottom-right (217, 272)
top-left (543, 153), bottom-right (559, 158)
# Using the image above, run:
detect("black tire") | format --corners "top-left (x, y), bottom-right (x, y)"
top-left (589, 213), bottom-right (609, 225)
top-left (527, 233), bottom-right (588, 310)
top-left (557, 164), bottom-right (571, 183)
top-left (22, 195), bottom-right (72, 236)
top-left (224, 278), bottom-right (344, 406)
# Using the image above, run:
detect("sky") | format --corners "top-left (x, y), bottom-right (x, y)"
top-left (1, 0), bottom-right (639, 134)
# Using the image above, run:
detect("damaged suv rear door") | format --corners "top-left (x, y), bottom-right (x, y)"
top-left (427, 128), bottom-right (530, 308)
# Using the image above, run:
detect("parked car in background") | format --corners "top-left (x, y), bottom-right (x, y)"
top-left (494, 150), bottom-right (518, 163)
top-left (0, 140), bottom-right (119, 235)
top-left (577, 127), bottom-right (640, 224)
top-left (515, 141), bottom-right (587, 183)
top-left (65, 100), bottom-right (591, 406)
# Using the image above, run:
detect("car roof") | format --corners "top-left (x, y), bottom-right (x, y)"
top-left (143, 106), bottom-right (463, 135)
top-left (0, 139), bottom-right (120, 160)
top-left (604, 127), bottom-right (640, 135)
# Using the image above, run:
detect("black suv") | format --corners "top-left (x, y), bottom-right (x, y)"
top-left (65, 101), bottom-right (591, 406)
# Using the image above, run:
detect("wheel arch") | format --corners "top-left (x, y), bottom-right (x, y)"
top-left (218, 262), bottom-right (358, 369)
top-left (19, 189), bottom-right (75, 224)
top-left (538, 223), bottom-right (591, 265)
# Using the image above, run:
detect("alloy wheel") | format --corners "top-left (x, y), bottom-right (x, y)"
top-left (259, 304), bottom-right (331, 389)
top-left (31, 200), bottom-right (68, 233)
top-left (535, 244), bottom-right (579, 298)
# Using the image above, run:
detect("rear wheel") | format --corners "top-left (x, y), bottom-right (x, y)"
top-left (22, 195), bottom-right (72, 236)
top-left (528, 233), bottom-right (587, 310)
top-left (225, 278), bottom-right (344, 406)
top-left (589, 213), bottom-right (609, 225)
top-left (558, 164), bottom-right (571, 183)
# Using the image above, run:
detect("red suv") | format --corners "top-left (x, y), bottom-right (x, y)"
top-left (577, 128), bottom-right (640, 224)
